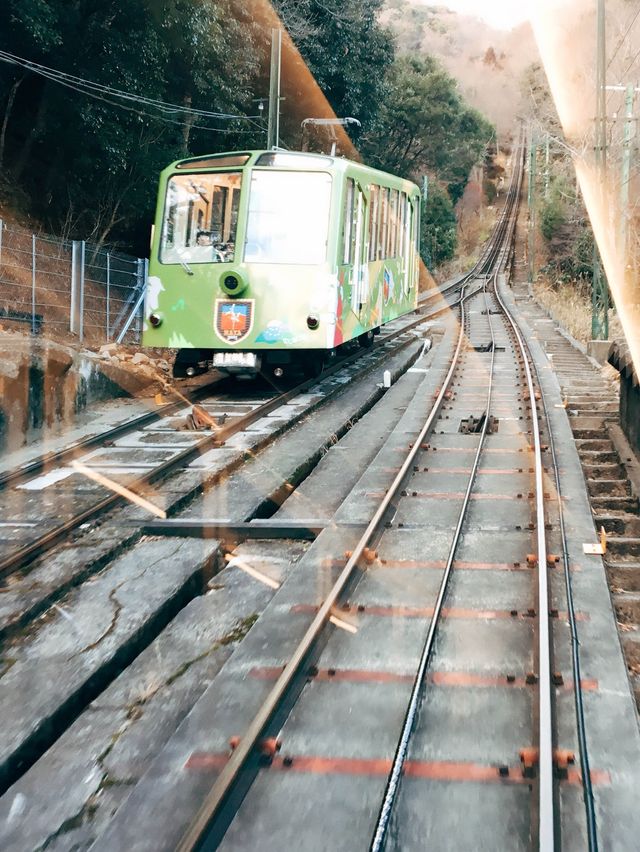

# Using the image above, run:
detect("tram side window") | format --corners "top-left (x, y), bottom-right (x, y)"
top-left (404, 194), bottom-right (412, 257)
top-left (388, 190), bottom-right (398, 258)
top-left (368, 185), bottom-right (379, 262)
top-left (378, 188), bottom-right (389, 261)
top-left (342, 179), bottom-right (355, 265)
top-left (160, 171), bottom-right (242, 265)
top-left (397, 193), bottom-right (406, 257)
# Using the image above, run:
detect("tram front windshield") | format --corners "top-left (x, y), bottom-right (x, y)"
top-left (160, 172), bottom-right (242, 265)
top-left (245, 170), bottom-right (332, 265)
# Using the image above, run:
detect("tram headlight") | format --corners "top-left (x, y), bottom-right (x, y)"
top-left (149, 312), bottom-right (163, 328)
top-left (306, 313), bottom-right (320, 330)
top-left (220, 269), bottom-right (249, 296)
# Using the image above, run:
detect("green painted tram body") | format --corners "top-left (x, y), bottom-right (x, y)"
top-left (143, 150), bottom-right (421, 371)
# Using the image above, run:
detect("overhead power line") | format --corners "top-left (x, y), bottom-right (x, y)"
top-left (0, 49), bottom-right (264, 133)
top-left (607, 5), bottom-right (640, 70)
top-left (619, 44), bottom-right (640, 84)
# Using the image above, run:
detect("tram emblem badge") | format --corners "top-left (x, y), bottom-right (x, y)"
top-left (215, 299), bottom-right (255, 344)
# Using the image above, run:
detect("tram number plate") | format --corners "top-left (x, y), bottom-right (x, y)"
top-left (213, 352), bottom-right (258, 369)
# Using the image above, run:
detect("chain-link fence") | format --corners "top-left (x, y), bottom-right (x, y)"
top-left (0, 219), bottom-right (147, 345)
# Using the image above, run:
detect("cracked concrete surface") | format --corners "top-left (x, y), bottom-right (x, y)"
top-left (0, 536), bottom-right (218, 797)
top-left (0, 541), bottom-right (306, 852)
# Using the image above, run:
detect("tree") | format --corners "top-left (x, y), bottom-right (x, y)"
top-left (359, 56), bottom-right (493, 193)
top-left (0, 0), bottom-right (258, 250)
top-left (421, 183), bottom-right (457, 268)
top-left (270, 0), bottom-right (394, 149)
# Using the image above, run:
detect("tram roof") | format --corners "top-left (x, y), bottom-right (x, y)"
top-left (165, 150), bottom-right (420, 192)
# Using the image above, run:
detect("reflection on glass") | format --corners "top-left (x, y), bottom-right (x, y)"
top-left (245, 171), bottom-right (332, 265)
top-left (160, 172), bottom-right (242, 265)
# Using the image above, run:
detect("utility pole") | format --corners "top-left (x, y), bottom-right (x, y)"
top-left (620, 83), bottom-right (636, 262)
top-left (528, 129), bottom-right (537, 283)
top-left (267, 28), bottom-right (282, 150)
top-left (592, 0), bottom-right (609, 340)
top-left (544, 135), bottom-right (550, 200)
top-left (181, 94), bottom-right (194, 156)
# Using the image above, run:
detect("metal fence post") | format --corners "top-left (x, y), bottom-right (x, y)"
top-left (106, 251), bottom-right (111, 340)
top-left (70, 240), bottom-right (80, 335)
top-left (31, 234), bottom-right (36, 334)
top-left (79, 240), bottom-right (85, 342)
top-left (70, 240), bottom-right (85, 338)
top-left (133, 257), bottom-right (145, 340)
top-left (0, 218), bottom-right (3, 266)
top-left (138, 258), bottom-right (148, 338)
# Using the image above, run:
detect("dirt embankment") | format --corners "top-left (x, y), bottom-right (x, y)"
top-left (0, 331), bottom-right (174, 452)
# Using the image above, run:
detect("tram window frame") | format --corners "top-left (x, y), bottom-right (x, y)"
top-left (388, 190), bottom-right (398, 258)
top-left (377, 187), bottom-right (389, 261)
top-left (160, 170), bottom-right (242, 265)
top-left (342, 179), bottom-right (355, 265)
top-left (398, 193), bottom-right (406, 257)
top-left (368, 185), bottom-right (379, 262)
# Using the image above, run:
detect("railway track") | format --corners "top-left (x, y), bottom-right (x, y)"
top-left (0, 189), bottom-right (512, 586)
top-left (0, 166), bottom-right (516, 825)
top-left (5, 140), bottom-right (628, 850)
top-left (0, 318), bottom-right (429, 582)
top-left (90, 140), bottom-right (591, 850)
top-left (109, 140), bottom-right (595, 852)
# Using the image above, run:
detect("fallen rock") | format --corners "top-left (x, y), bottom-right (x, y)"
top-left (99, 343), bottom-right (118, 355)
top-left (131, 352), bottom-right (151, 365)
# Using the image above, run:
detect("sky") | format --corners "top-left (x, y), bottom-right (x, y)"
top-left (418, 1), bottom-right (531, 30)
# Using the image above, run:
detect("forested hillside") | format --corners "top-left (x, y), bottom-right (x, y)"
top-left (0, 0), bottom-right (493, 266)
top-left (381, 0), bottom-right (538, 136)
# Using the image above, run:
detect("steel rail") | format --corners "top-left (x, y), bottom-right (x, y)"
top-left (178, 147), bottom-right (526, 852)
top-left (0, 377), bottom-right (226, 492)
top-left (494, 269), bottom-right (556, 850)
top-left (0, 319), bottom-right (427, 580)
top-left (370, 137), bottom-right (525, 850)
top-left (0, 145), bottom-right (509, 498)
top-left (370, 275), bottom-right (499, 852)
top-left (176, 285), bottom-right (476, 852)
top-left (499, 280), bottom-right (599, 849)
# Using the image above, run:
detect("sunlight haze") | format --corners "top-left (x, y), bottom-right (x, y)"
top-left (418, 0), bottom-right (531, 30)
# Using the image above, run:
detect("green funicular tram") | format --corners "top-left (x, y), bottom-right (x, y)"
top-left (143, 150), bottom-right (421, 379)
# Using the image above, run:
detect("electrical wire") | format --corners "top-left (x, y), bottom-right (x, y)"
top-left (619, 44), bottom-right (640, 86)
top-left (0, 49), bottom-right (260, 121)
top-left (0, 49), bottom-right (265, 133)
top-left (607, 6), bottom-right (640, 70)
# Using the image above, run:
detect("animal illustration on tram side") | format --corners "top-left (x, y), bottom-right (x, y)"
top-left (143, 150), bottom-right (421, 378)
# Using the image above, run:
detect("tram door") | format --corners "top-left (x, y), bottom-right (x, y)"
top-left (403, 196), bottom-right (419, 295)
top-left (350, 183), bottom-right (368, 317)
